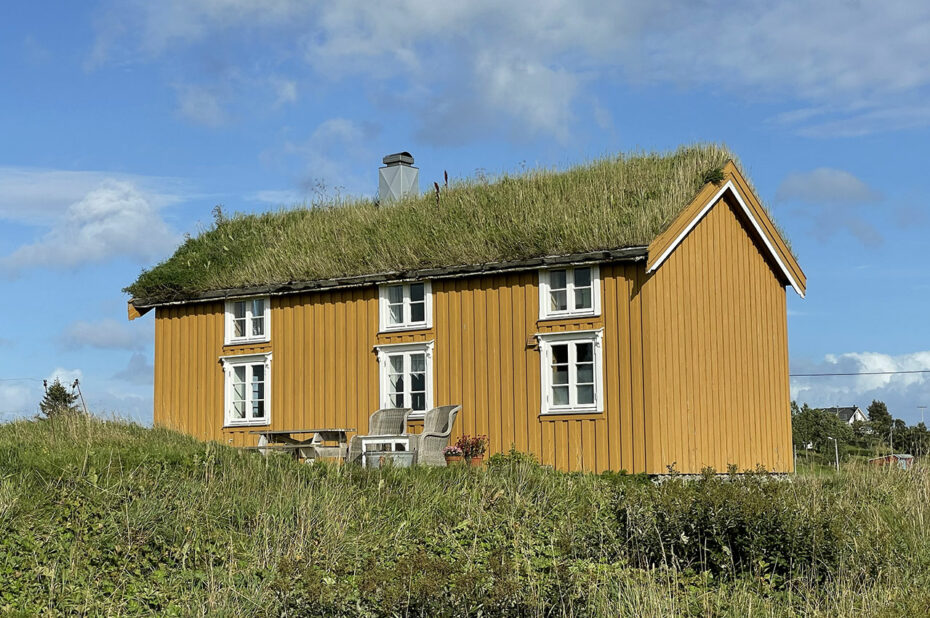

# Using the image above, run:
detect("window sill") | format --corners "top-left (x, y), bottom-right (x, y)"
top-left (224, 337), bottom-right (271, 347)
top-left (538, 311), bottom-right (600, 322)
top-left (224, 420), bottom-right (271, 428)
top-left (378, 324), bottom-right (432, 334)
top-left (540, 408), bottom-right (602, 416)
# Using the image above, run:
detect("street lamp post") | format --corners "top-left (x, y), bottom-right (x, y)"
top-left (826, 436), bottom-right (839, 472)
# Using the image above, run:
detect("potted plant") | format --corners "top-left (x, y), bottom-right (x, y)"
top-left (455, 435), bottom-right (488, 466)
top-left (443, 445), bottom-right (464, 464)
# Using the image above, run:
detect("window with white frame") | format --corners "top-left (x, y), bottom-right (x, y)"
top-left (538, 265), bottom-right (600, 320)
top-left (375, 342), bottom-right (433, 416)
top-left (221, 353), bottom-right (271, 426)
top-left (537, 330), bottom-right (604, 414)
top-left (225, 297), bottom-right (271, 344)
top-left (379, 281), bottom-right (432, 331)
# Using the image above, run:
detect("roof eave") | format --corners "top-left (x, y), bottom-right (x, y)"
top-left (127, 246), bottom-right (648, 319)
top-left (646, 161), bottom-right (806, 298)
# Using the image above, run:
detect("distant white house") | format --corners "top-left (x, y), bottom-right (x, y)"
top-left (826, 406), bottom-right (867, 425)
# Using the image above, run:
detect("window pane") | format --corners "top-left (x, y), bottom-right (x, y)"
top-left (577, 363), bottom-right (594, 384)
top-left (411, 371), bottom-right (425, 392)
top-left (387, 285), bottom-right (404, 304)
top-left (233, 401), bottom-right (246, 418)
top-left (550, 290), bottom-right (567, 312)
top-left (552, 385), bottom-right (570, 406)
top-left (552, 365), bottom-right (569, 385)
top-left (251, 298), bottom-right (265, 317)
top-left (411, 392), bottom-right (426, 411)
top-left (252, 399), bottom-right (265, 419)
top-left (410, 353), bottom-right (425, 373)
top-left (390, 393), bottom-right (404, 407)
top-left (410, 301), bottom-right (425, 323)
top-left (550, 270), bottom-right (567, 290)
top-left (234, 318), bottom-right (246, 338)
top-left (576, 343), bottom-right (593, 363)
top-left (577, 385), bottom-right (595, 405)
top-left (409, 283), bottom-right (425, 302)
top-left (552, 344), bottom-right (569, 365)
top-left (390, 355), bottom-right (404, 373)
top-left (574, 287), bottom-right (592, 310)
top-left (252, 365), bottom-right (264, 399)
top-left (233, 301), bottom-right (246, 319)
top-left (574, 267), bottom-right (591, 288)
top-left (389, 304), bottom-right (403, 324)
top-left (251, 316), bottom-right (264, 337)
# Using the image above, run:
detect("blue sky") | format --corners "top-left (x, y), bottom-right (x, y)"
top-left (2, 1), bottom-right (929, 424)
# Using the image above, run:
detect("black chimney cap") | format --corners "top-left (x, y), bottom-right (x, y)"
top-left (382, 152), bottom-right (414, 166)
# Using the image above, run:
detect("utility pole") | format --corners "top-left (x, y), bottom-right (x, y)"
top-left (827, 436), bottom-right (839, 472)
top-left (919, 405), bottom-right (927, 426)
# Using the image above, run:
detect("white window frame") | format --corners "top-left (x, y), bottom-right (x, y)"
top-left (220, 352), bottom-right (272, 427)
top-left (537, 330), bottom-right (604, 415)
top-left (374, 341), bottom-right (434, 419)
top-left (538, 265), bottom-right (600, 320)
top-left (224, 296), bottom-right (271, 345)
top-left (378, 281), bottom-right (432, 332)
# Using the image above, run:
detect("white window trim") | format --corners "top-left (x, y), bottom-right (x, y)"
top-left (224, 297), bottom-right (271, 345)
top-left (537, 329), bottom-right (604, 415)
top-left (538, 265), bottom-right (601, 321)
top-left (220, 352), bottom-right (272, 427)
top-left (374, 341), bottom-right (434, 419)
top-left (378, 281), bottom-right (433, 332)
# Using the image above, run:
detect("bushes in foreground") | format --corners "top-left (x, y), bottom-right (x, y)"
top-left (0, 416), bottom-right (928, 616)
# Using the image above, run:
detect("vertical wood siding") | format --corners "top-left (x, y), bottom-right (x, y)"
top-left (641, 194), bottom-right (792, 473)
top-left (153, 266), bottom-right (648, 472)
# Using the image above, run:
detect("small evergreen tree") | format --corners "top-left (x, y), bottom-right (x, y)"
top-left (40, 379), bottom-right (80, 418)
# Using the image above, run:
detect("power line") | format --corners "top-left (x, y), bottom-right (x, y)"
top-left (790, 369), bottom-right (930, 377)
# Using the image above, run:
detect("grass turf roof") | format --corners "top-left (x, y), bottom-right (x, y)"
top-left (126, 144), bottom-right (741, 303)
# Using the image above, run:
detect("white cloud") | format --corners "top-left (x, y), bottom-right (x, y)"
top-left (777, 169), bottom-right (881, 205)
top-left (792, 350), bottom-right (930, 423)
top-left (175, 84), bottom-right (228, 127)
top-left (776, 168), bottom-right (885, 246)
top-left (0, 180), bottom-right (180, 273)
top-left (46, 367), bottom-right (84, 388)
top-left (277, 118), bottom-right (380, 196)
top-left (248, 189), bottom-right (305, 205)
top-left (0, 167), bottom-right (181, 226)
top-left (60, 318), bottom-right (152, 351)
top-left (87, 0), bottom-right (930, 139)
top-left (272, 77), bottom-right (298, 107)
top-left (113, 353), bottom-right (154, 385)
top-left (0, 382), bottom-right (39, 420)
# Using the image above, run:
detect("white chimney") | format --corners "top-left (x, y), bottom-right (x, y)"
top-left (378, 152), bottom-right (418, 204)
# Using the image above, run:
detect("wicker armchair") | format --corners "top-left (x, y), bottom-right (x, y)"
top-left (347, 408), bottom-right (412, 464)
top-left (410, 405), bottom-right (461, 466)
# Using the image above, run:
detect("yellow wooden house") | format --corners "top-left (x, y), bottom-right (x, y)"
top-left (127, 146), bottom-right (805, 474)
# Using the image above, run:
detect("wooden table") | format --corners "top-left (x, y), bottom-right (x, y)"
top-left (248, 428), bottom-right (355, 461)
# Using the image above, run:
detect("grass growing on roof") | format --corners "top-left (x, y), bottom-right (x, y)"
top-left (125, 144), bottom-right (736, 302)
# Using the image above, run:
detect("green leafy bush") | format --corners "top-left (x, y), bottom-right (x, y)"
top-left (0, 416), bottom-right (928, 616)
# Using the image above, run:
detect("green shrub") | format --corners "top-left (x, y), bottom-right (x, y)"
top-left (0, 416), bottom-right (928, 616)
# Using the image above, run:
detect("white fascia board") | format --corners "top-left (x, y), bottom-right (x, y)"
top-left (647, 181), bottom-right (804, 298)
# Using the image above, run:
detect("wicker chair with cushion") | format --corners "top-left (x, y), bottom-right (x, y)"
top-left (410, 405), bottom-right (461, 466)
top-left (347, 407), bottom-right (412, 464)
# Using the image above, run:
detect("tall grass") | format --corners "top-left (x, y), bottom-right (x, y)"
top-left (1, 415), bottom-right (928, 616)
top-left (126, 145), bottom-right (736, 302)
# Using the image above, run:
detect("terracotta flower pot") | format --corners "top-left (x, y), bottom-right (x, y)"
top-left (467, 455), bottom-right (484, 467)
top-left (445, 455), bottom-right (463, 464)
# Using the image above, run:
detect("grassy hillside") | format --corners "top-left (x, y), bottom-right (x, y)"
top-left (125, 145), bottom-right (737, 303)
top-left (2, 416), bottom-right (929, 616)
